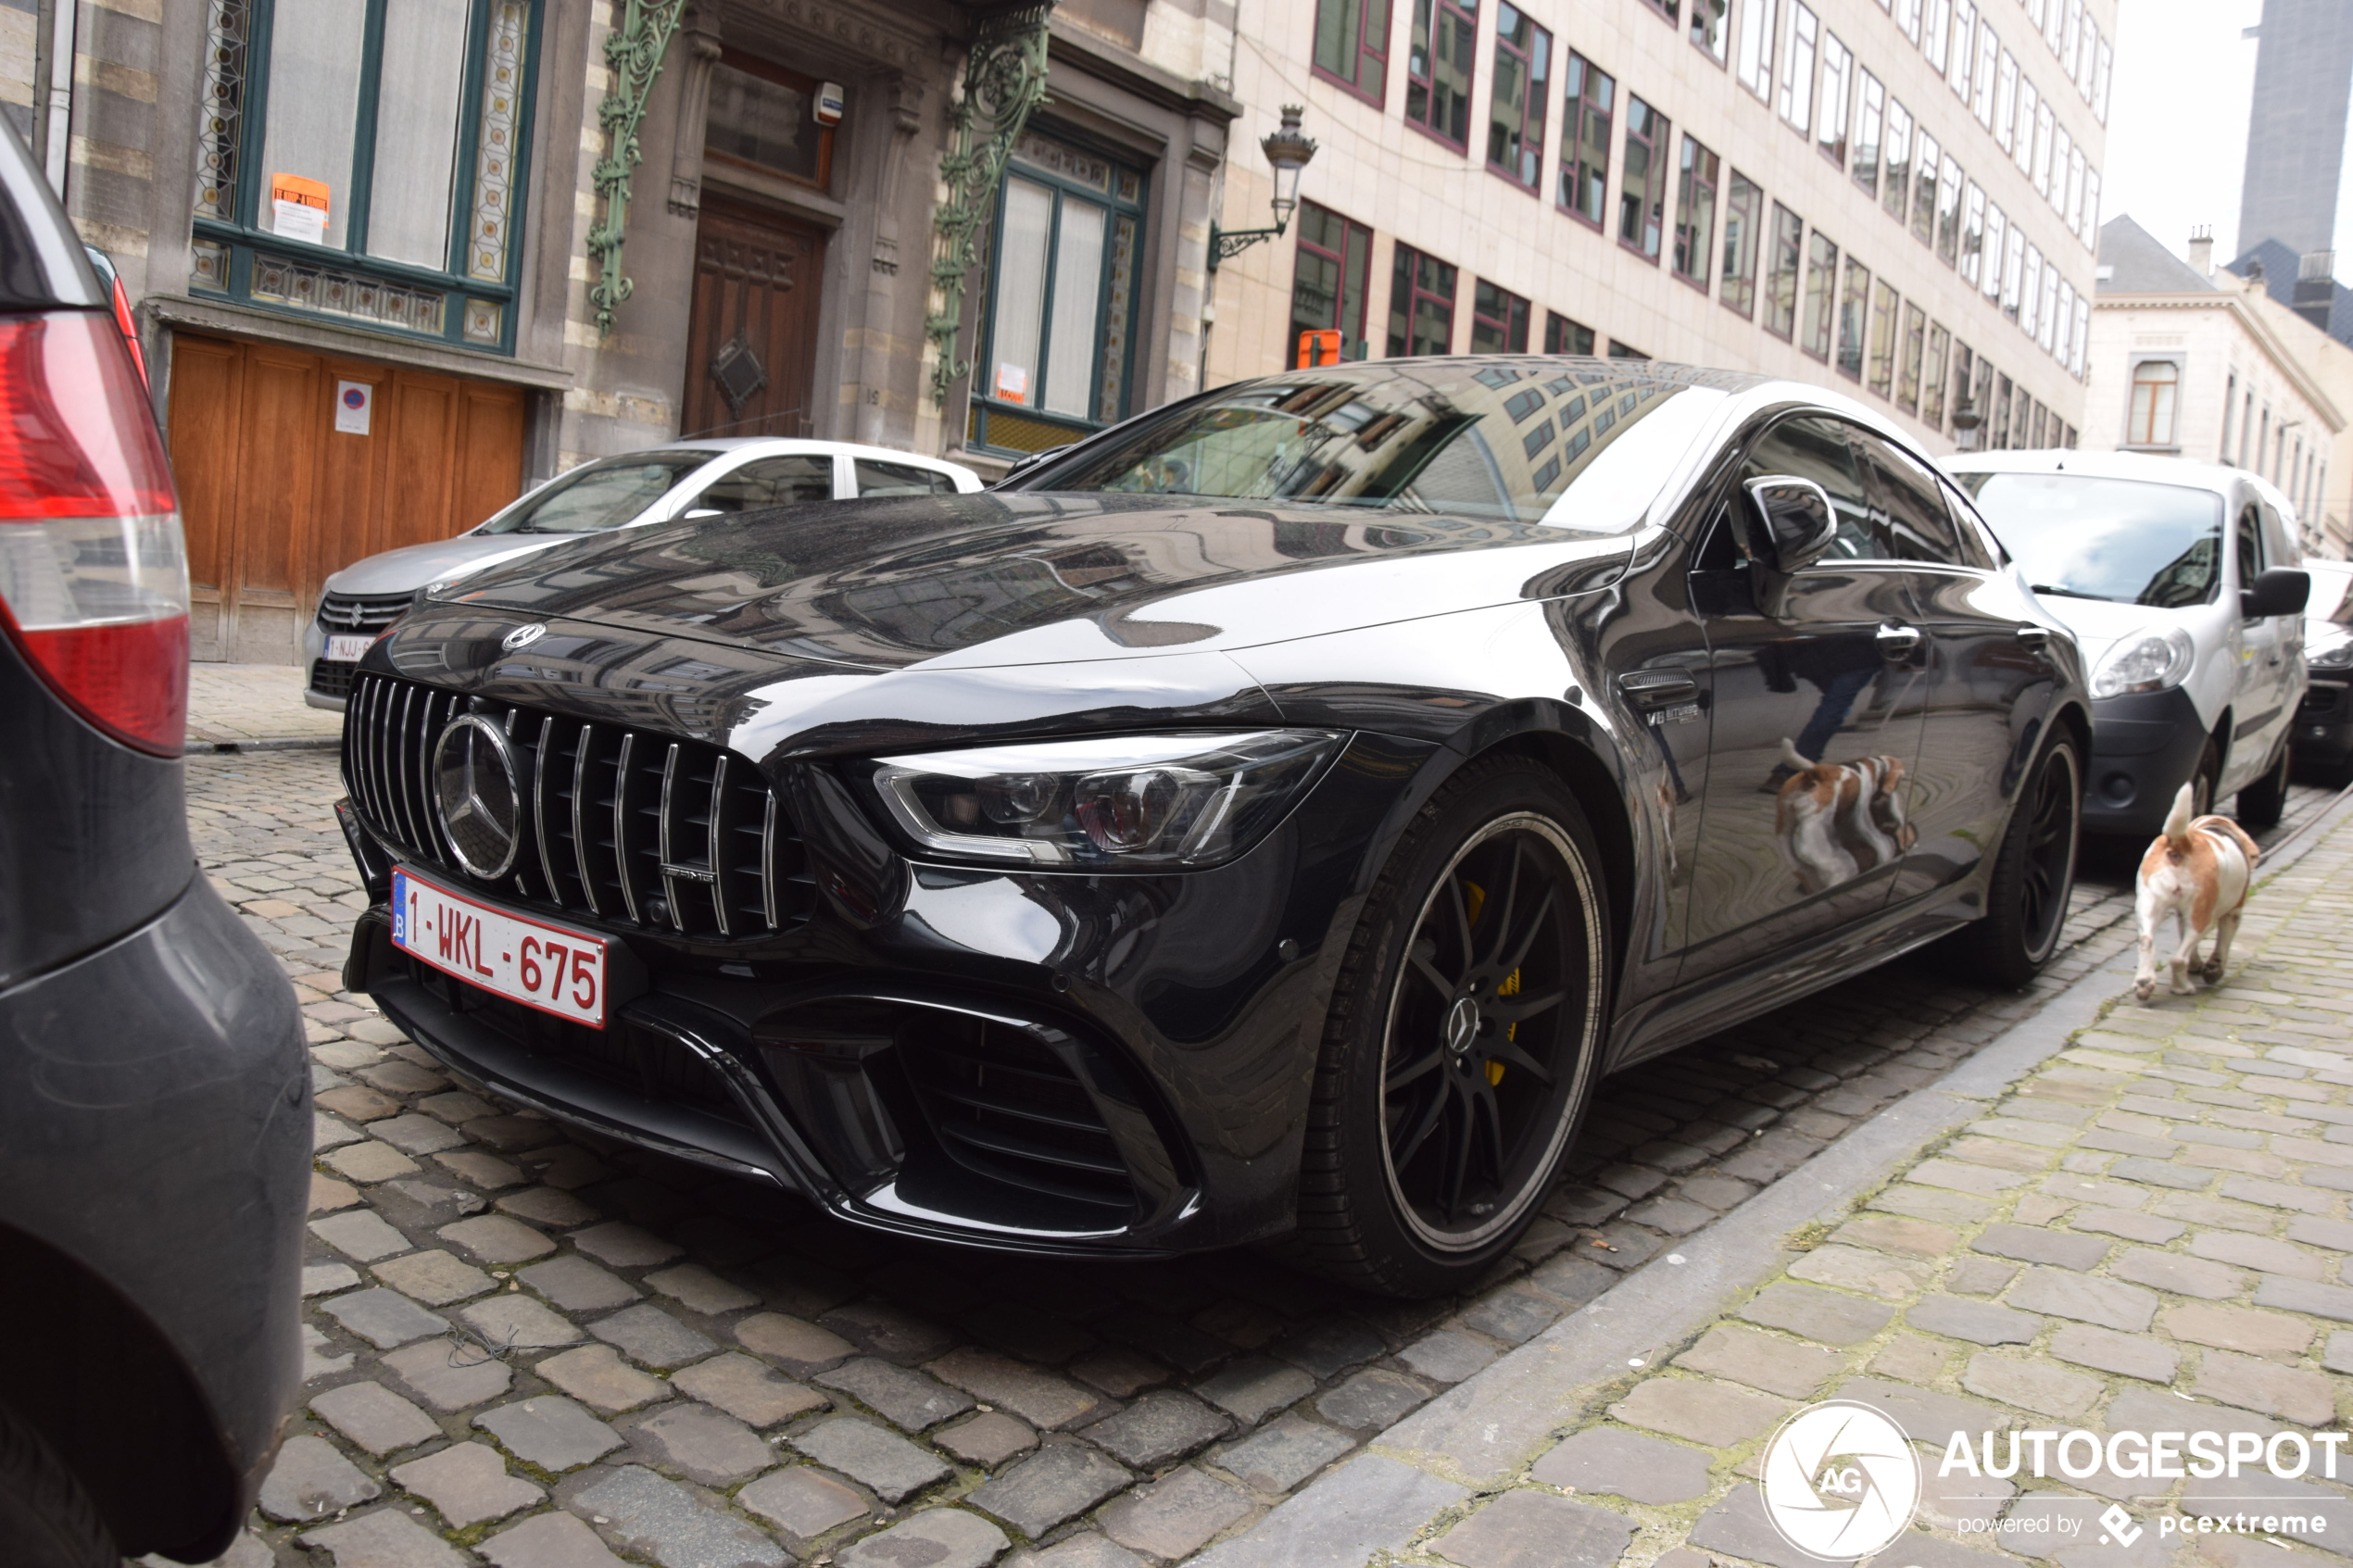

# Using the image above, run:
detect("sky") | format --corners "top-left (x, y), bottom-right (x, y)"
top-left (2101, 0), bottom-right (2267, 267)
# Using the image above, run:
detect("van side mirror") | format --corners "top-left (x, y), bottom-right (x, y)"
top-left (1742, 476), bottom-right (1842, 574)
top-left (2243, 568), bottom-right (2309, 620)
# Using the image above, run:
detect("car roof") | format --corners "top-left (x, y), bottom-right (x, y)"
top-left (1939, 447), bottom-right (2252, 495)
top-left (629, 437), bottom-right (970, 468)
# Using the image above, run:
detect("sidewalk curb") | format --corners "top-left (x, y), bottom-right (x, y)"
top-left (1189, 785), bottom-right (2353, 1567)
top-left (187, 736), bottom-right (342, 754)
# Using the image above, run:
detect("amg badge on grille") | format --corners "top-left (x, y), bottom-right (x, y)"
top-left (431, 714), bottom-right (530, 880)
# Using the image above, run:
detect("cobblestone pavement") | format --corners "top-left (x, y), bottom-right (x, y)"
top-left (185, 663), bottom-right (343, 747)
top-left (171, 745), bottom-right (2341, 1568)
top-left (1265, 790), bottom-right (2353, 1568)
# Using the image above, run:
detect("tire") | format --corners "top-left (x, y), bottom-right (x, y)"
top-left (2236, 737), bottom-right (2292, 831)
top-left (1292, 756), bottom-right (1611, 1297)
top-left (0, 1403), bottom-right (114, 1568)
top-left (2189, 738), bottom-right (2220, 820)
top-left (1948, 734), bottom-right (2082, 990)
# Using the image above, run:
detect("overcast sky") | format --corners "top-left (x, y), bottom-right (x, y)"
top-left (2102, 0), bottom-right (2267, 267)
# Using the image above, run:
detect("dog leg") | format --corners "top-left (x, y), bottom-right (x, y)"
top-left (2203, 909), bottom-right (2241, 984)
top-left (2133, 921), bottom-right (2158, 1002)
top-left (2169, 911), bottom-right (2202, 995)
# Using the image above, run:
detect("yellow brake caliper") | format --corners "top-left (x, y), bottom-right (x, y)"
top-left (1460, 880), bottom-right (1516, 1086)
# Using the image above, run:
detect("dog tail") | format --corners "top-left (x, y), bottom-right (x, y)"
top-left (1780, 738), bottom-right (1811, 772)
top-left (2161, 782), bottom-right (2196, 854)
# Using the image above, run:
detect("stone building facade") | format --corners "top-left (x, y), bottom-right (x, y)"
top-left (1210, 0), bottom-right (2115, 454)
top-left (2087, 216), bottom-right (2350, 559)
top-left (6, 0), bottom-right (1237, 662)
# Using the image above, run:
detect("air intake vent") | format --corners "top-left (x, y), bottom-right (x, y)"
top-left (900, 1019), bottom-right (1136, 1213)
top-left (343, 672), bottom-right (813, 937)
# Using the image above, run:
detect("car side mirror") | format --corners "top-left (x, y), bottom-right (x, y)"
top-left (2243, 568), bottom-right (2309, 620)
top-left (1743, 476), bottom-right (1841, 575)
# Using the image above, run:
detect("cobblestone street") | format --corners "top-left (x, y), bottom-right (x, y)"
top-left (176, 735), bottom-right (2345, 1568)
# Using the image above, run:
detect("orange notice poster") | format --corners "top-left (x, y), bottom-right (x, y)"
top-left (271, 173), bottom-right (330, 245)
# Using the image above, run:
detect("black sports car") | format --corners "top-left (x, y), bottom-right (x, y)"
top-left (338, 358), bottom-right (2088, 1296)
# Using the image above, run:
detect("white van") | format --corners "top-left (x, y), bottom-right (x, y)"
top-left (1942, 450), bottom-right (2310, 835)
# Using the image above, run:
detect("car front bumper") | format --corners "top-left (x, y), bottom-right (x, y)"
top-left (337, 731), bottom-right (1427, 1258)
top-left (2296, 671), bottom-right (2353, 770)
top-left (2082, 685), bottom-right (2213, 838)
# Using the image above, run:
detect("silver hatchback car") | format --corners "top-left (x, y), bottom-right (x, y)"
top-left (304, 438), bottom-right (982, 709)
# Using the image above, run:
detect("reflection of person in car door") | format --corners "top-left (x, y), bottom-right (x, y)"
top-left (1756, 633), bottom-right (1888, 790)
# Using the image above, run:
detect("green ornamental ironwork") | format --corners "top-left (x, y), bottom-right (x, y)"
top-left (589, 0), bottom-right (690, 336)
top-left (926, 4), bottom-right (1057, 408)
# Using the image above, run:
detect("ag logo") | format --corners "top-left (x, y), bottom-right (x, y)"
top-left (1760, 1400), bottom-right (1921, 1560)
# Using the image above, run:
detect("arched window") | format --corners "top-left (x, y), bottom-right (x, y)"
top-left (2128, 359), bottom-right (2179, 446)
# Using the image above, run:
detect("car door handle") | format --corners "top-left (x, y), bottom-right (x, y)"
top-left (1616, 670), bottom-right (1700, 709)
top-left (1876, 622), bottom-right (1923, 660)
top-left (2014, 624), bottom-right (2051, 651)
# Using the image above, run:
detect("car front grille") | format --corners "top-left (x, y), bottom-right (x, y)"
top-left (344, 672), bottom-right (815, 938)
top-left (317, 591), bottom-right (414, 635)
top-left (900, 1019), bottom-right (1136, 1213)
top-left (309, 659), bottom-right (359, 701)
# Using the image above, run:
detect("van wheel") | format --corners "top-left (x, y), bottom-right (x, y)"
top-left (2235, 739), bottom-right (2292, 831)
top-left (2189, 739), bottom-right (2220, 819)
top-left (1947, 735), bottom-right (2081, 989)
top-left (1292, 757), bottom-right (1610, 1298)
top-left (0, 1403), bottom-right (115, 1568)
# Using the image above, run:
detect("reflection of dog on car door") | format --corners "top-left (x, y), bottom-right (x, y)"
top-left (1775, 738), bottom-right (1918, 895)
top-left (2133, 783), bottom-right (2259, 1001)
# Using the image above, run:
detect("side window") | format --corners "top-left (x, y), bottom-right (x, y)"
top-left (695, 455), bottom-right (835, 512)
top-left (1742, 415), bottom-right (1881, 561)
top-left (2233, 504), bottom-right (2264, 589)
top-left (1852, 433), bottom-right (1968, 566)
top-left (2259, 500), bottom-right (2296, 568)
top-left (857, 459), bottom-right (958, 497)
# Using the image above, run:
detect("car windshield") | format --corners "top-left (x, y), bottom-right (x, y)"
top-left (1957, 472), bottom-right (2224, 608)
top-left (2307, 565), bottom-right (2353, 628)
top-left (1011, 358), bottom-right (1744, 533)
top-left (477, 451), bottom-right (714, 534)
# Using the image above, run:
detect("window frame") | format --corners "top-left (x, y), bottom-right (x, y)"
top-left (1673, 132), bottom-right (1720, 290)
top-left (1387, 241), bottom-right (1459, 356)
top-left (1881, 99), bottom-right (1913, 221)
top-left (1721, 169), bottom-right (1762, 319)
top-left (1557, 51), bottom-right (1616, 232)
top-left (703, 49), bottom-right (839, 192)
top-left (188, 0), bottom-right (547, 357)
top-left (1982, 203), bottom-right (2007, 299)
top-left (1959, 181), bottom-right (1985, 286)
top-left (1836, 254), bottom-right (1871, 380)
top-left (1486, 5), bottom-right (1552, 193)
top-left (1311, 0), bottom-right (1393, 105)
top-left (1691, 0), bottom-right (1730, 65)
top-left (1910, 128), bottom-right (1941, 249)
top-left (1780, 3), bottom-right (1818, 136)
top-left (1544, 312), bottom-right (1596, 354)
top-left (1949, 0), bottom-right (1977, 102)
top-left (1853, 69), bottom-right (1884, 199)
top-left (1897, 300), bottom-right (1927, 411)
top-left (1736, 0), bottom-right (1779, 102)
top-left (1766, 201), bottom-right (1805, 340)
top-left (1817, 31), bottom-right (1852, 166)
top-left (1935, 151), bottom-right (1964, 267)
top-left (969, 129), bottom-right (1151, 455)
top-left (1619, 94), bottom-right (1671, 263)
top-left (1972, 19), bottom-right (1999, 125)
top-left (1803, 229), bottom-right (1839, 361)
top-left (1470, 278), bottom-right (1533, 352)
top-left (1994, 49), bottom-right (2019, 152)
top-left (1290, 200), bottom-right (1376, 364)
top-left (1866, 277), bottom-right (1899, 396)
top-left (1405, 0), bottom-right (1479, 150)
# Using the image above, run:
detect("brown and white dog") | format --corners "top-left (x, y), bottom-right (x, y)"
top-left (1775, 739), bottom-right (1919, 895)
top-left (2133, 783), bottom-right (2260, 1001)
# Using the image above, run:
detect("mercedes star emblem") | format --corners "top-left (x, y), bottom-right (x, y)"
top-left (501, 623), bottom-right (547, 652)
top-left (431, 714), bottom-right (530, 880)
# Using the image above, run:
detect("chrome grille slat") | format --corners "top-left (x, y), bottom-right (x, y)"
top-left (344, 674), bottom-right (807, 938)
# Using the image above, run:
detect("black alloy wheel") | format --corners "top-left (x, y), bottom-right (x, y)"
top-left (1293, 757), bottom-right (1609, 1296)
top-left (1946, 734), bottom-right (2082, 990)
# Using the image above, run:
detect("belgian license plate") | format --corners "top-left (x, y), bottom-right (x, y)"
top-left (391, 868), bottom-right (607, 1028)
top-left (325, 633), bottom-right (374, 661)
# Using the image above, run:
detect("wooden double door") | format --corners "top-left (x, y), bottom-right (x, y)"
top-left (166, 332), bottom-right (527, 663)
top-left (680, 196), bottom-right (826, 441)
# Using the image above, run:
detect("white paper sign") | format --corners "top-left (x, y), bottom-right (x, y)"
top-left (334, 381), bottom-right (373, 435)
top-left (994, 362), bottom-right (1030, 404)
top-left (272, 196), bottom-right (327, 245)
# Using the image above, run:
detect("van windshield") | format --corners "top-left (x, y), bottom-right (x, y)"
top-left (478, 452), bottom-right (714, 534)
top-left (1956, 472), bottom-right (2224, 608)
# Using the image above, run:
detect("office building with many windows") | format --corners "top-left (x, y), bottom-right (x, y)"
top-left (1213, 0), bottom-right (2114, 452)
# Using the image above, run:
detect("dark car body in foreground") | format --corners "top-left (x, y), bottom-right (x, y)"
top-left (0, 125), bottom-right (308, 1562)
top-left (2297, 559), bottom-right (2353, 784)
top-left (341, 358), bottom-right (2089, 1294)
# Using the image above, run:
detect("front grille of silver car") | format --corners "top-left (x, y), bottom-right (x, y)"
top-left (316, 591), bottom-right (414, 635)
top-left (343, 672), bottom-right (815, 938)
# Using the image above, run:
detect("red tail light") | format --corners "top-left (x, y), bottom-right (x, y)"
top-left (0, 309), bottom-right (189, 756)
top-left (107, 273), bottom-right (149, 389)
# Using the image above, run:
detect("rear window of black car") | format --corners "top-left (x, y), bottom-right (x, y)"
top-left (1008, 358), bottom-right (1748, 533)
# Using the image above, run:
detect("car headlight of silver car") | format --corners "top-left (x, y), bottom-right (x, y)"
top-left (870, 730), bottom-right (1346, 869)
top-left (2090, 626), bottom-right (2196, 698)
top-left (2310, 633), bottom-right (2353, 671)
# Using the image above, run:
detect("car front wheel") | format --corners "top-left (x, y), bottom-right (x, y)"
top-left (1293, 757), bottom-right (1610, 1297)
top-left (1949, 734), bottom-right (2082, 989)
top-left (0, 1403), bottom-right (115, 1568)
top-left (2235, 738), bottom-right (2292, 831)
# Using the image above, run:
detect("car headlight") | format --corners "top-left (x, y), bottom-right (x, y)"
top-left (869, 730), bottom-right (1346, 869)
top-left (2090, 626), bottom-right (2196, 698)
top-left (2310, 634), bottom-right (2353, 671)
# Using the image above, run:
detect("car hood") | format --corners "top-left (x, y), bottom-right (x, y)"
top-left (430, 491), bottom-right (1637, 671)
top-left (2025, 592), bottom-right (2200, 664)
top-left (323, 533), bottom-right (571, 596)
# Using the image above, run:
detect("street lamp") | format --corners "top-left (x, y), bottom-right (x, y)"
top-left (1209, 106), bottom-right (1317, 270)
top-left (1952, 395), bottom-right (1982, 454)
